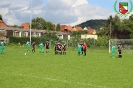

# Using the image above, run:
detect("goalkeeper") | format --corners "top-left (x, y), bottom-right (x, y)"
top-left (111, 44), bottom-right (116, 58)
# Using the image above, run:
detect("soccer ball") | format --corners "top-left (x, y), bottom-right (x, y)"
top-left (25, 53), bottom-right (26, 55)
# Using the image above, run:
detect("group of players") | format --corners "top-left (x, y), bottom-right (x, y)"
top-left (25, 40), bottom-right (67, 55)
top-left (1, 40), bottom-right (123, 58)
top-left (54, 42), bottom-right (67, 55)
top-left (25, 40), bottom-right (88, 56)
top-left (28, 41), bottom-right (87, 56)
top-left (78, 43), bottom-right (87, 56)
top-left (111, 43), bottom-right (123, 58)
top-left (25, 40), bottom-right (50, 54)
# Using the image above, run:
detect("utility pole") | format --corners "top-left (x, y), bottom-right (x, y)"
top-left (110, 21), bottom-right (111, 39)
top-left (30, 0), bottom-right (32, 44)
top-left (109, 22), bottom-right (112, 54)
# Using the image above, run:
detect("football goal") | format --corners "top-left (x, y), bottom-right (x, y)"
top-left (109, 39), bottom-right (133, 53)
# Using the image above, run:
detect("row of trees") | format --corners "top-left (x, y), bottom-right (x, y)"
top-left (31, 15), bottom-right (133, 39)
top-left (98, 14), bottom-right (133, 39)
top-left (31, 17), bottom-right (60, 31)
top-left (78, 19), bottom-right (106, 30)
top-left (9, 33), bottom-right (59, 45)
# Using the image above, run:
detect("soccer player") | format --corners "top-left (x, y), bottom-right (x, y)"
top-left (81, 44), bottom-right (84, 55)
top-left (54, 42), bottom-right (57, 55)
top-left (32, 42), bottom-right (35, 53)
top-left (78, 43), bottom-right (82, 56)
top-left (111, 44), bottom-right (116, 58)
top-left (45, 40), bottom-right (50, 53)
top-left (57, 42), bottom-right (63, 55)
top-left (39, 42), bottom-right (44, 53)
top-left (1, 41), bottom-right (5, 54)
top-left (26, 41), bottom-right (30, 52)
top-left (25, 41), bottom-right (30, 55)
top-left (118, 43), bottom-right (122, 58)
top-left (62, 42), bottom-right (67, 55)
top-left (83, 43), bottom-right (87, 56)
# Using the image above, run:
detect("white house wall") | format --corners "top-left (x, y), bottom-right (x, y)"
top-left (56, 34), bottom-right (63, 39)
top-left (19, 32), bottom-right (22, 37)
top-left (81, 34), bottom-right (98, 40)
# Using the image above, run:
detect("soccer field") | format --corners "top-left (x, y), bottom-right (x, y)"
top-left (0, 46), bottom-right (133, 88)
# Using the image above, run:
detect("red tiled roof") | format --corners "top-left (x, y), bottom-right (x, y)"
top-left (20, 23), bottom-right (30, 29)
top-left (74, 26), bottom-right (83, 31)
top-left (55, 25), bottom-right (83, 32)
top-left (88, 29), bottom-right (96, 34)
top-left (60, 25), bottom-right (73, 32)
top-left (0, 20), bottom-right (7, 27)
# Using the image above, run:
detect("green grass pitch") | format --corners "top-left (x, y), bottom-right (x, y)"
top-left (0, 46), bottom-right (133, 88)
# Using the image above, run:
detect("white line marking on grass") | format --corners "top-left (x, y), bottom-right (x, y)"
top-left (0, 71), bottom-right (109, 88)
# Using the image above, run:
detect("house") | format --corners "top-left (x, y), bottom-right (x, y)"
top-left (83, 27), bottom-right (88, 30)
top-left (0, 27), bottom-right (48, 38)
top-left (0, 28), bottom-right (7, 39)
top-left (88, 29), bottom-right (96, 34)
top-left (83, 26), bottom-right (92, 30)
top-left (81, 34), bottom-right (98, 40)
top-left (20, 23), bottom-right (30, 29)
top-left (56, 31), bottom-right (70, 39)
top-left (56, 25), bottom-right (83, 32)
top-left (60, 25), bottom-right (73, 32)
top-left (0, 20), bottom-right (7, 27)
top-left (73, 26), bottom-right (83, 31)
top-left (0, 20), bottom-right (8, 42)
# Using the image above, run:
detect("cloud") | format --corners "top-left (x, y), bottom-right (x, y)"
top-left (0, 0), bottom-right (114, 26)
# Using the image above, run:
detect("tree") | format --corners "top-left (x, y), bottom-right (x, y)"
top-left (56, 23), bottom-right (60, 31)
top-left (78, 19), bottom-right (106, 30)
top-left (122, 17), bottom-right (133, 38)
top-left (46, 22), bottom-right (55, 31)
top-left (100, 15), bottom-right (113, 37)
top-left (99, 15), bottom-right (123, 38)
top-left (100, 14), bottom-right (133, 39)
top-left (71, 30), bottom-right (88, 37)
top-left (0, 14), bottom-right (3, 21)
top-left (128, 14), bottom-right (133, 38)
top-left (31, 17), bottom-right (47, 30)
top-left (31, 17), bottom-right (55, 31)
top-left (129, 14), bottom-right (133, 21)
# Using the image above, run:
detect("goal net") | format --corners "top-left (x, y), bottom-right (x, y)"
top-left (109, 39), bottom-right (133, 53)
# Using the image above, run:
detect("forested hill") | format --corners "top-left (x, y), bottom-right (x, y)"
top-left (77, 19), bottom-right (107, 30)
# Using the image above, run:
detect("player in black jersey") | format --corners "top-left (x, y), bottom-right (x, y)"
top-left (62, 42), bottom-right (66, 55)
top-left (45, 40), bottom-right (50, 53)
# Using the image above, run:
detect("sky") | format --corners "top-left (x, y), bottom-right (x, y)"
top-left (0, 0), bottom-right (132, 26)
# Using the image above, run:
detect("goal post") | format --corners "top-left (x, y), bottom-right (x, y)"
top-left (109, 40), bottom-right (111, 53)
top-left (109, 39), bottom-right (133, 53)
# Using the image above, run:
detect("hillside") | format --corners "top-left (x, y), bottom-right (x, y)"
top-left (77, 19), bottom-right (107, 30)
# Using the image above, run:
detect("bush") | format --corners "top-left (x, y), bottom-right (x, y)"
top-left (67, 36), bottom-right (109, 48)
top-left (9, 33), bottom-right (59, 45)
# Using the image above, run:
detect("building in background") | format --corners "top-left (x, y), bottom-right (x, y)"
top-left (20, 23), bottom-right (30, 29)
top-left (0, 20), bottom-right (7, 27)
top-left (81, 34), bottom-right (97, 40)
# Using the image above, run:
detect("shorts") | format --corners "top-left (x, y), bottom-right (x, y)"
top-left (46, 46), bottom-right (49, 49)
